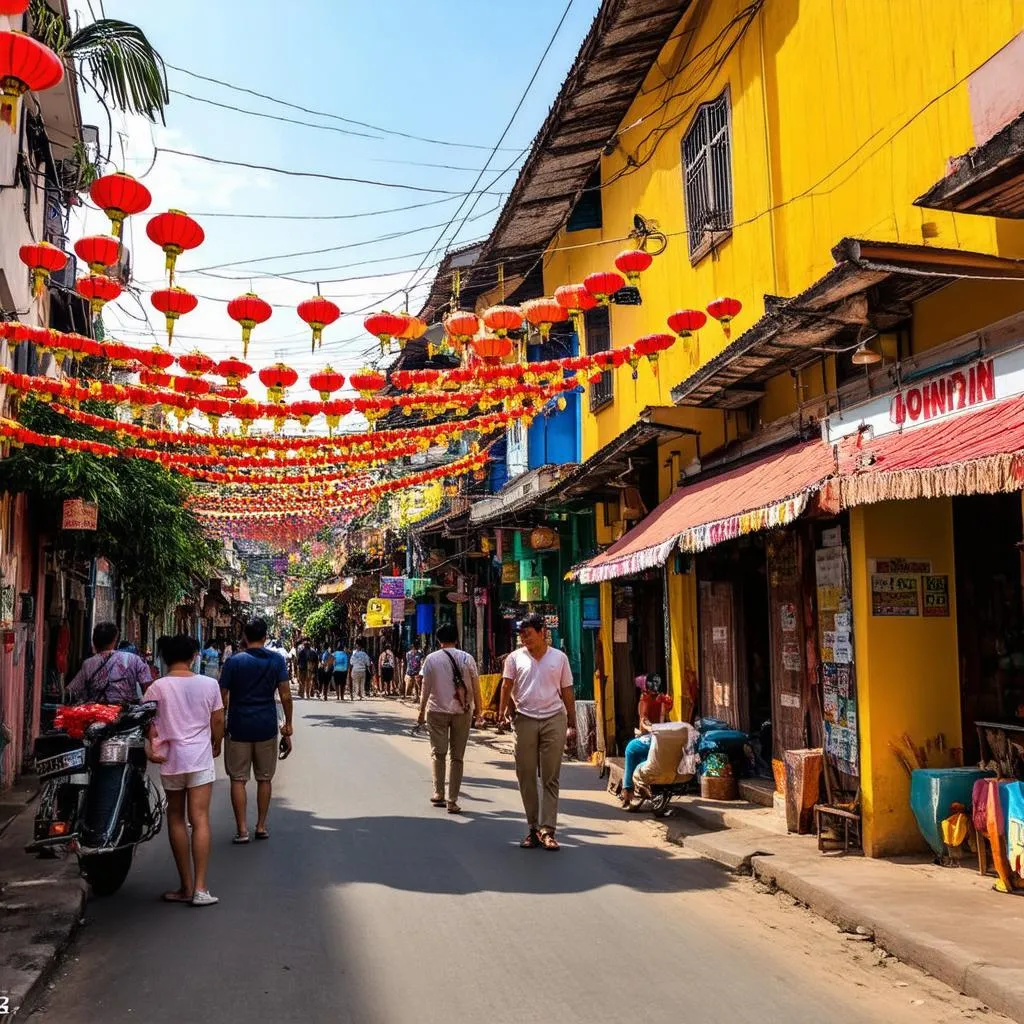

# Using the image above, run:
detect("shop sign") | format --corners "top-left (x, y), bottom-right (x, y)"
top-left (871, 573), bottom-right (920, 616)
top-left (380, 576), bottom-right (406, 599)
top-left (544, 614), bottom-right (559, 630)
top-left (530, 527), bottom-right (559, 551)
top-left (365, 598), bottom-right (391, 628)
top-left (500, 604), bottom-right (521, 620)
top-left (62, 499), bottom-right (98, 531)
top-left (501, 561), bottom-right (520, 584)
top-left (922, 574), bottom-right (950, 617)
top-left (581, 596), bottom-right (601, 629)
top-left (780, 692), bottom-right (800, 708)
top-left (890, 359), bottom-right (994, 426)
top-left (869, 557), bottom-right (931, 575)
top-left (391, 599), bottom-right (406, 623)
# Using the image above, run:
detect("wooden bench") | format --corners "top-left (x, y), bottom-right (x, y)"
top-left (602, 757), bottom-right (625, 796)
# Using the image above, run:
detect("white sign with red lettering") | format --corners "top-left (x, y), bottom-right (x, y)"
top-left (824, 345), bottom-right (1024, 443)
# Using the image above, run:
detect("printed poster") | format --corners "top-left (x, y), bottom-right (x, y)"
top-left (922, 574), bottom-right (950, 617)
top-left (871, 573), bottom-right (920, 616)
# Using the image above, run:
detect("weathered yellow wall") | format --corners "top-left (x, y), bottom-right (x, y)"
top-left (598, 581), bottom-right (615, 748)
top-left (850, 500), bottom-right (962, 858)
top-left (666, 564), bottom-right (699, 723)
top-left (541, 0), bottom-right (1024, 463)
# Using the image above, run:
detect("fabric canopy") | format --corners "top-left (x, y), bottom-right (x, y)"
top-left (838, 393), bottom-right (1024, 507)
top-left (572, 439), bottom-right (838, 584)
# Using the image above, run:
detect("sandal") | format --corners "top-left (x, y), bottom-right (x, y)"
top-left (430, 794), bottom-right (446, 807)
top-left (538, 832), bottom-right (560, 852)
top-left (446, 802), bottom-right (462, 814)
top-left (255, 829), bottom-right (270, 841)
top-left (161, 890), bottom-right (192, 903)
top-left (519, 830), bottom-right (541, 849)
top-left (232, 832), bottom-right (250, 845)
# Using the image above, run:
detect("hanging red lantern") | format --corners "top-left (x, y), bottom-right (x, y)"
top-left (76, 273), bottom-right (121, 314)
top-left (481, 305), bottom-right (523, 338)
top-left (613, 248), bottom-right (654, 286)
top-left (706, 296), bottom-right (742, 337)
top-left (554, 283), bottom-right (598, 317)
top-left (227, 292), bottom-right (272, 358)
top-left (0, 30), bottom-right (63, 131)
top-left (291, 399), bottom-right (320, 429)
top-left (139, 368), bottom-right (172, 389)
top-left (232, 398), bottom-right (263, 436)
top-left (197, 395), bottom-right (230, 434)
top-left (396, 312), bottom-right (427, 349)
top-left (667, 309), bottom-right (707, 337)
top-left (212, 382), bottom-right (247, 402)
top-left (258, 362), bottom-right (299, 404)
top-left (444, 310), bottom-right (479, 351)
top-left (349, 368), bottom-right (387, 399)
top-left (18, 241), bottom-right (66, 297)
top-left (173, 375), bottom-right (211, 397)
top-left (308, 366), bottom-right (345, 401)
top-left (177, 350), bottom-right (215, 378)
top-left (145, 210), bottom-right (204, 283)
top-left (215, 357), bottom-right (252, 386)
top-left (634, 333), bottom-right (674, 370)
top-left (0, 2), bottom-right (29, 15)
top-left (323, 398), bottom-right (352, 434)
top-left (89, 172), bottom-right (152, 239)
top-left (471, 334), bottom-right (513, 363)
top-left (521, 297), bottom-right (568, 341)
top-left (297, 295), bottom-right (340, 352)
top-left (363, 310), bottom-right (406, 353)
top-left (150, 286), bottom-right (198, 345)
top-left (137, 345), bottom-right (175, 371)
top-left (100, 339), bottom-right (135, 367)
top-left (583, 270), bottom-right (626, 305)
top-left (73, 234), bottom-right (120, 275)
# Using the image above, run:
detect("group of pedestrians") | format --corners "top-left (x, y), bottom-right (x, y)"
top-left (70, 617), bottom-right (293, 907)
top-left (293, 638), bottom-right (402, 700)
top-left (416, 612), bottom-right (577, 850)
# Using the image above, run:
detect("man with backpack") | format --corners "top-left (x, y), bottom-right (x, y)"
top-left (416, 623), bottom-right (482, 814)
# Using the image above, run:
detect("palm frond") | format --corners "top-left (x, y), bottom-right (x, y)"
top-left (64, 19), bottom-right (169, 123)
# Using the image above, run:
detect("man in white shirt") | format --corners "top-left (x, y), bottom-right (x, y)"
top-left (417, 623), bottom-right (483, 814)
top-left (499, 613), bottom-right (577, 851)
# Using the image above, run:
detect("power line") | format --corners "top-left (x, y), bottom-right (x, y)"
top-left (165, 62), bottom-right (527, 153)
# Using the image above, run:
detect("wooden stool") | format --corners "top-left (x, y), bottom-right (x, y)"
top-left (814, 803), bottom-right (862, 852)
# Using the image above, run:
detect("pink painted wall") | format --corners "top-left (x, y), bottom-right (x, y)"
top-left (968, 30), bottom-right (1024, 146)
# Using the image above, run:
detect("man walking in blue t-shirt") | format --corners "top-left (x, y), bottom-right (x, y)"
top-left (219, 618), bottom-right (292, 843)
top-left (332, 644), bottom-right (349, 701)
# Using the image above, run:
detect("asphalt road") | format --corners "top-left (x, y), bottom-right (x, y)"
top-left (27, 699), bottom-right (995, 1024)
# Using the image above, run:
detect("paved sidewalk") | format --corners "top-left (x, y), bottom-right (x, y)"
top-left (0, 791), bottom-right (86, 1018)
top-left (647, 793), bottom-right (1024, 1023)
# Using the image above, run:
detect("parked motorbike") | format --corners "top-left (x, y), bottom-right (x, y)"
top-left (26, 702), bottom-right (164, 896)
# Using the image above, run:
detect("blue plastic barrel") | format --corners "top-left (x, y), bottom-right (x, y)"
top-left (909, 767), bottom-right (993, 855)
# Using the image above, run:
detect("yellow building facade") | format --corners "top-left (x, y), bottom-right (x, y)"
top-left (541, 0), bottom-right (1024, 855)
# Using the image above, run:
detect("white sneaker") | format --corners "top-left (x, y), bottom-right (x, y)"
top-left (192, 889), bottom-right (219, 907)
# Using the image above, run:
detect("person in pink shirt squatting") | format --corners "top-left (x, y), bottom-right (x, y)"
top-left (145, 634), bottom-right (225, 907)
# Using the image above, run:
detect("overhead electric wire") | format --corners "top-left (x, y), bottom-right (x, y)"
top-left (166, 62), bottom-right (527, 153)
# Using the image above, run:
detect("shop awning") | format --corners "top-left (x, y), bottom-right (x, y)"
top-left (838, 393), bottom-right (1024, 507)
top-left (570, 439), bottom-right (838, 584)
top-left (915, 111), bottom-right (1024, 219)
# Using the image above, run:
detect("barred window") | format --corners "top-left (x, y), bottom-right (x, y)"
top-left (585, 306), bottom-right (613, 412)
top-left (682, 91), bottom-right (733, 259)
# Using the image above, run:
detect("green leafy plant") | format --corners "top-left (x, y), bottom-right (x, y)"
top-left (29, 0), bottom-right (169, 123)
top-left (302, 600), bottom-right (343, 643)
top-left (0, 400), bottom-right (219, 611)
top-left (280, 555), bottom-right (334, 633)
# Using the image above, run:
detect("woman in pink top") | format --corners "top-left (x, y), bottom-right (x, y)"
top-left (146, 634), bottom-right (225, 907)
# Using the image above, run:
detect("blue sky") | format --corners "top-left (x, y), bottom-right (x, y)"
top-left (69, 0), bottom-right (602, 396)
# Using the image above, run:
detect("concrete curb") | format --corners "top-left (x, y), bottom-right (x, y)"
top-left (661, 802), bottom-right (1024, 1023)
top-left (0, 799), bottom-right (88, 1018)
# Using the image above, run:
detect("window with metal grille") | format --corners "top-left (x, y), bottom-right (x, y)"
top-left (585, 306), bottom-right (613, 411)
top-left (682, 91), bottom-right (733, 259)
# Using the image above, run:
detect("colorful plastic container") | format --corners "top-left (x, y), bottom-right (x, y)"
top-left (910, 767), bottom-right (994, 855)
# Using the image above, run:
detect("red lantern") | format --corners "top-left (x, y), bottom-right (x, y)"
top-left (583, 270), bottom-right (626, 305)
top-left (177, 350), bottom-right (215, 378)
top-left (521, 297), bottom-right (568, 341)
top-left (197, 395), bottom-right (230, 434)
top-left (481, 305), bottom-right (524, 338)
top-left (444, 310), bottom-right (479, 350)
top-left (396, 312), bottom-right (427, 348)
top-left (471, 334), bottom-right (513, 363)
top-left (0, 2), bottom-right (29, 15)
top-left (73, 234), bottom-right (120, 275)
top-left (232, 398), bottom-right (263, 436)
top-left (349, 368), bottom-right (387, 399)
top-left (173, 375), bottom-right (211, 397)
top-left (634, 333), bottom-right (674, 370)
top-left (137, 345), bottom-right (175, 371)
top-left (614, 248), bottom-right (654, 286)
top-left (139, 368), bottom-right (172, 389)
top-left (667, 309), bottom-right (707, 337)
top-left (89, 172), bottom-right (152, 239)
top-left (227, 292), bottom-right (272, 358)
top-left (146, 210), bottom-right (204, 283)
top-left (308, 366), bottom-right (345, 401)
top-left (258, 362), bottom-right (299, 404)
top-left (297, 295), bottom-right (341, 351)
top-left (291, 399), bottom-right (320, 429)
top-left (151, 286), bottom-right (198, 345)
top-left (76, 273), bottom-right (121, 314)
top-left (212, 382), bottom-right (247, 401)
top-left (706, 296), bottom-right (742, 336)
top-left (18, 241), bottom-right (66, 297)
top-left (0, 30), bottom-right (63, 131)
top-left (215, 358), bottom-right (252, 386)
top-left (554, 283), bottom-right (598, 317)
top-left (363, 311), bottom-right (407, 352)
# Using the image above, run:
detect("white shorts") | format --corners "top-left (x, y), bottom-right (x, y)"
top-left (161, 767), bottom-right (216, 791)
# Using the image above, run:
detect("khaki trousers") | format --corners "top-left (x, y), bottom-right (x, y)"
top-left (426, 710), bottom-right (472, 802)
top-left (513, 712), bottom-right (567, 835)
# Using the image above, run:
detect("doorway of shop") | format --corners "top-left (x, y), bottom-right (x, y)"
top-left (953, 492), bottom-right (1024, 763)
